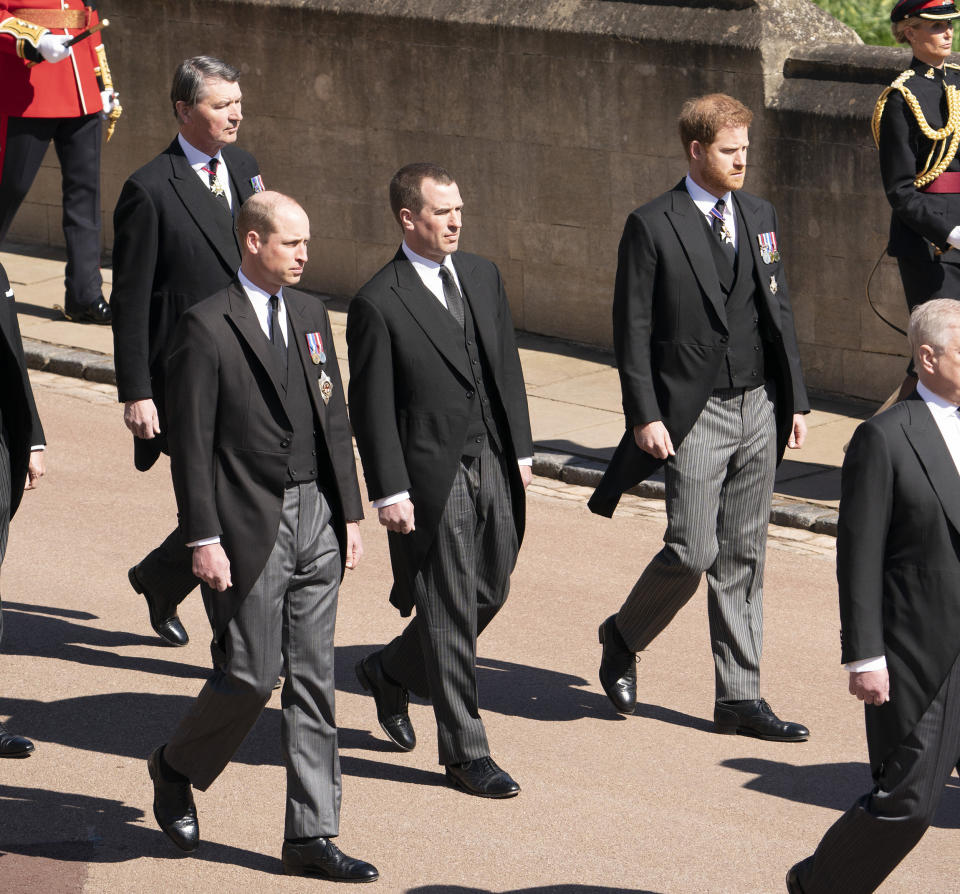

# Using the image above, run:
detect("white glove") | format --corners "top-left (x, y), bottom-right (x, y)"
top-left (100, 89), bottom-right (119, 115)
top-left (37, 33), bottom-right (71, 64)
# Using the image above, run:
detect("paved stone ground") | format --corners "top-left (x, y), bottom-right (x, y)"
top-left (1, 373), bottom-right (956, 894)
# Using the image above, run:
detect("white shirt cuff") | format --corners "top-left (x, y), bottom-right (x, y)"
top-left (844, 655), bottom-right (887, 673)
top-left (948, 226), bottom-right (960, 250)
top-left (517, 456), bottom-right (532, 466)
top-left (372, 491), bottom-right (410, 509)
top-left (187, 536), bottom-right (221, 548)
top-left (30, 445), bottom-right (45, 452)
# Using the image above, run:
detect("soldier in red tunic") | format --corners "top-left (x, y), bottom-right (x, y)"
top-left (0, 2), bottom-right (119, 324)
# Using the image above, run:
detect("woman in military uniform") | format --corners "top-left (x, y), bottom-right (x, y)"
top-left (873, 0), bottom-right (960, 396)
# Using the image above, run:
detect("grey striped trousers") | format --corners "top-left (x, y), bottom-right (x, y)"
top-left (616, 385), bottom-right (777, 701)
top-left (164, 483), bottom-right (342, 840)
top-left (381, 437), bottom-right (518, 765)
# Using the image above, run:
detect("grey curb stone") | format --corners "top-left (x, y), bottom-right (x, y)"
top-left (534, 450), bottom-right (839, 538)
top-left (23, 337), bottom-right (116, 386)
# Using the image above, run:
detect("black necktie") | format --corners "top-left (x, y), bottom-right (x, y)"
top-left (439, 266), bottom-right (465, 328)
top-left (710, 198), bottom-right (736, 268)
top-left (205, 157), bottom-right (231, 215)
top-left (269, 294), bottom-right (288, 370)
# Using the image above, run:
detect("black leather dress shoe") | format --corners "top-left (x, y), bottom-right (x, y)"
top-left (0, 722), bottom-right (34, 757)
top-left (598, 615), bottom-right (637, 713)
top-left (63, 296), bottom-right (112, 325)
top-left (714, 698), bottom-right (810, 742)
top-left (281, 836), bottom-right (379, 882)
top-left (785, 862), bottom-right (806, 893)
top-left (129, 566), bottom-right (189, 647)
top-left (355, 652), bottom-right (415, 751)
top-left (445, 756), bottom-right (520, 798)
top-left (147, 745), bottom-right (199, 852)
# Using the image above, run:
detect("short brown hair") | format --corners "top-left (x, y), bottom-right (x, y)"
top-left (678, 94), bottom-right (753, 157)
top-left (389, 162), bottom-right (454, 225)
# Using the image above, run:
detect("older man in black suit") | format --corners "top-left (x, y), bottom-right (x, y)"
top-left (111, 56), bottom-right (262, 647)
top-left (0, 260), bottom-right (45, 756)
top-left (787, 298), bottom-right (960, 892)
top-left (589, 94), bottom-right (809, 740)
top-left (147, 191), bottom-right (376, 882)
top-left (347, 163), bottom-right (533, 798)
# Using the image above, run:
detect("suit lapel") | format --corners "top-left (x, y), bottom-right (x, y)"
top-left (391, 250), bottom-right (472, 381)
top-left (734, 191), bottom-right (781, 326)
top-left (665, 184), bottom-right (728, 329)
top-left (902, 396), bottom-right (960, 537)
top-left (166, 141), bottom-right (240, 271)
top-left (453, 253), bottom-right (499, 362)
top-left (285, 291), bottom-right (329, 425)
top-left (224, 282), bottom-right (288, 403)
top-left (225, 146), bottom-right (256, 206)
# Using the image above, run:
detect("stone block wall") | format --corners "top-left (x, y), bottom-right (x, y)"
top-left (7, 0), bottom-right (919, 400)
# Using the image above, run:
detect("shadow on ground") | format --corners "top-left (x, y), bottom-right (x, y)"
top-left (408, 886), bottom-right (662, 893)
top-left (722, 757), bottom-right (960, 829)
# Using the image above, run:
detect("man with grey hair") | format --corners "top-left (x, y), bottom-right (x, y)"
top-left (111, 55), bottom-right (263, 647)
top-left (787, 298), bottom-right (960, 892)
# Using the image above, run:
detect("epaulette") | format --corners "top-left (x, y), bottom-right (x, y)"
top-left (0, 15), bottom-right (47, 59)
top-left (871, 69), bottom-right (914, 148)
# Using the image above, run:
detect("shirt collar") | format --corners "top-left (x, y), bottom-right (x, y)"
top-left (685, 174), bottom-right (731, 218)
top-left (402, 241), bottom-right (455, 275)
top-left (917, 379), bottom-right (958, 418)
top-left (178, 132), bottom-right (224, 170)
top-left (238, 268), bottom-right (282, 305)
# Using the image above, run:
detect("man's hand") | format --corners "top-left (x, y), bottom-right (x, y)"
top-left (633, 421), bottom-right (675, 459)
top-left (519, 464), bottom-right (533, 490)
top-left (24, 450), bottom-right (45, 490)
top-left (378, 499), bottom-right (415, 534)
top-left (345, 522), bottom-right (363, 570)
top-left (37, 33), bottom-right (71, 64)
top-left (788, 413), bottom-right (807, 449)
top-left (193, 543), bottom-right (232, 591)
top-left (849, 669), bottom-right (890, 706)
top-left (124, 399), bottom-right (161, 439)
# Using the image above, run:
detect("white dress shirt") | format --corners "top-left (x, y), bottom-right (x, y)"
top-left (685, 175), bottom-right (738, 252)
top-left (187, 271), bottom-right (288, 547)
top-left (372, 242), bottom-right (531, 510)
top-left (844, 380), bottom-right (960, 673)
top-left (177, 133), bottom-right (234, 211)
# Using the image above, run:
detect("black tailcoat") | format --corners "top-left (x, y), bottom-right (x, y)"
top-left (0, 262), bottom-right (44, 518)
top-left (588, 182), bottom-right (808, 517)
top-left (838, 395), bottom-right (960, 772)
top-left (111, 138), bottom-right (260, 470)
top-left (165, 282), bottom-right (362, 636)
top-left (346, 248), bottom-right (533, 616)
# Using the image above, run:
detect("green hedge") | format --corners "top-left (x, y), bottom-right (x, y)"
top-left (813, 0), bottom-right (897, 46)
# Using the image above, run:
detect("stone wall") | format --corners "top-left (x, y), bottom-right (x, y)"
top-left (7, 0), bottom-right (919, 400)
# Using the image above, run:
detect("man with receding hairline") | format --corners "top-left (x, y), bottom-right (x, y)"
top-left (347, 162), bottom-right (533, 798)
top-left (590, 94), bottom-right (810, 741)
top-left (146, 191), bottom-right (376, 882)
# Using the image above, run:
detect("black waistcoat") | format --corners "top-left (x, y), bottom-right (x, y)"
top-left (279, 332), bottom-right (318, 484)
top-left (701, 214), bottom-right (767, 390)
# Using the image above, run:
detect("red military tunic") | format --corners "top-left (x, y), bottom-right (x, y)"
top-left (0, 1), bottom-right (105, 118)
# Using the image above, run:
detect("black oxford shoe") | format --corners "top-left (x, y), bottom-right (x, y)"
top-left (281, 836), bottom-right (379, 882)
top-left (445, 756), bottom-right (520, 798)
top-left (0, 722), bottom-right (34, 757)
top-left (355, 652), bottom-right (415, 751)
top-left (63, 296), bottom-right (112, 325)
top-left (129, 566), bottom-right (189, 647)
top-left (714, 698), bottom-right (810, 742)
top-left (598, 615), bottom-right (637, 713)
top-left (147, 745), bottom-right (199, 852)
top-left (786, 862), bottom-right (806, 893)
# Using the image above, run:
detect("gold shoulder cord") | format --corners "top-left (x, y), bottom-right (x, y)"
top-left (872, 68), bottom-right (960, 188)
